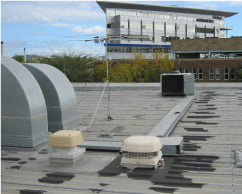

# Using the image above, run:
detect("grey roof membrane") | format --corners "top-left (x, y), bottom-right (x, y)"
top-left (2, 83), bottom-right (242, 194)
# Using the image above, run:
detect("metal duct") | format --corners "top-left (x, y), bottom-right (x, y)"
top-left (24, 63), bottom-right (80, 132)
top-left (1, 57), bottom-right (49, 147)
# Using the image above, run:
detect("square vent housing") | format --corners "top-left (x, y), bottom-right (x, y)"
top-left (161, 72), bottom-right (194, 96)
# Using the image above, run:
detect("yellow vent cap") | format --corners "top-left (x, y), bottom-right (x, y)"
top-left (48, 130), bottom-right (84, 147)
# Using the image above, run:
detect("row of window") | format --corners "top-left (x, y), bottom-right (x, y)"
top-left (108, 21), bottom-right (218, 42)
top-left (120, 34), bottom-right (152, 41)
top-left (107, 46), bottom-right (170, 53)
top-left (109, 21), bottom-right (217, 35)
top-left (119, 33), bottom-right (180, 42)
top-left (107, 8), bottom-right (222, 22)
top-left (180, 67), bottom-right (237, 80)
top-left (196, 27), bottom-right (215, 34)
top-left (196, 18), bottom-right (214, 23)
top-left (208, 67), bottom-right (236, 80)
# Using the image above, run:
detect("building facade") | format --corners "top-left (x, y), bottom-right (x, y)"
top-left (176, 59), bottom-right (242, 82)
top-left (97, 1), bottom-right (237, 59)
top-left (172, 37), bottom-right (242, 59)
top-left (171, 38), bottom-right (242, 82)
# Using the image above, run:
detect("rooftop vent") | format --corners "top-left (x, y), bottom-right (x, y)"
top-left (48, 130), bottom-right (85, 165)
top-left (1, 57), bottom-right (48, 148)
top-left (161, 72), bottom-right (194, 96)
top-left (24, 63), bottom-right (80, 132)
top-left (120, 136), bottom-right (164, 169)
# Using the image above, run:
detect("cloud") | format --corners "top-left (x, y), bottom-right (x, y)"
top-left (182, 1), bottom-right (242, 11)
top-left (72, 25), bottom-right (106, 34)
top-left (49, 23), bottom-right (75, 28)
top-left (2, 1), bottom-right (104, 23)
top-left (49, 22), bottom-right (105, 34)
top-left (181, 2), bottom-right (221, 10)
top-left (227, 1), bottom-right (242, 6)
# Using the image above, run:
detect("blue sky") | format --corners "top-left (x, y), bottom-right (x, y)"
top-left (1, 0), bottom-right (242, 57)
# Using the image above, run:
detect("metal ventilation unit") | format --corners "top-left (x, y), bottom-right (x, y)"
top-left (161, 72), bottom-right (194, 96)
top-left (24, 63), bottom-right (81, 132)
top-left (120, 136), bottom-right (164, 169)
top-left (48, 130), bottom-right (85, 165)
top-left (1, 57), bottom-right (49, 148)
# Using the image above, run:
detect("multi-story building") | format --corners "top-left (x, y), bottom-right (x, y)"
top-left (97, 1), bottom-right (237, 59)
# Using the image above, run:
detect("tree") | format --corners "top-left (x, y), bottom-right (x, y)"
top-left (39, 53), bottom-right (95, 82)
top-left (12, 50), bottom-right (175, 83)
top-left (236, 69), bottom-right (242, 80)
top-left (131, 53), bottom-right (146, 82)
top-left (110, 62), bottom-right (133, 82)
top-left (12, 55), bottom-right (24, 63)
top-left (93, 60), bottom-right (107, 82)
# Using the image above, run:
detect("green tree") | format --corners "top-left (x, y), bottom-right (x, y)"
top-left (12, 55), bottom-right (24, 63)
top-left (236, 69), bottom-right (242, 80)
top-left (39, 53), bottom-right (95, 82)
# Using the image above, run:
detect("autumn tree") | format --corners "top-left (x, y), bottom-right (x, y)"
top-left (110, 62), bottom-right (133, 82)
top-left (93, 60), bottom-right (107, 82)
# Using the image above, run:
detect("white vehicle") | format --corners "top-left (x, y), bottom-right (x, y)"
top-left (120, 136), bottom-right (164, 169)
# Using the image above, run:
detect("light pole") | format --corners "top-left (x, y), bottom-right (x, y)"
top-left (105, 39), bottom-right (112, 120)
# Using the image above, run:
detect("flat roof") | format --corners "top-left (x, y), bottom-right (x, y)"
top-left (171, 38), bottom-right (242, 52)
top-left (97, 1), bottom-right (238, 17)
top-left (2, 83), bottom-right (242, 193)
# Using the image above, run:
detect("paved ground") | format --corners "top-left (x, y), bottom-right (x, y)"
top-left (1, 83), bottom-right (242, 194)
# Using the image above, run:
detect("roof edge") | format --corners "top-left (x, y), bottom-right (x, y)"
top-left (96, 1), bottom-right (238, 17)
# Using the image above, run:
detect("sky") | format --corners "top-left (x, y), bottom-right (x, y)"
top-left (1, 0), bottom-right (242, 57)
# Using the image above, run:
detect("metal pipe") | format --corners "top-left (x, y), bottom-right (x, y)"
top-left (1, 41), bottom-right (4, 56)
top-left (24, 48), bottom-right (26, 63)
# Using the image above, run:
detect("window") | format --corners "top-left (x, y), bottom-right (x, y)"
top-left (215, 68), bottom-right (221, 80)
top-left (163, 47), bottom-right (170, 53)
top-left (196, 18), bottom-right (214, 23)
top-left (184, 68), bottom-right (189, 73)
top-left (213, 15), bottom-right (222, 20)
top-left (161, 36), bottom-right (180, 42)
top-left (193, 68), bottom-right (197, 80)
top-left (209, 68), bottom-right (214, 80)
top-left (198, 68), bottom-right (203, 80)
top-left (230, 68), bottom-right (235, 80)
top-left (196, 27), bottom-right (215, 34)
top-left (224, 68), bottom-right (229, 80)
top-left (107, 23), bottom-right (112, 28)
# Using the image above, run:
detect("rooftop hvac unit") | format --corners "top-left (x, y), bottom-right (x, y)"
top-left (161, 72), bottom-right (194, 96)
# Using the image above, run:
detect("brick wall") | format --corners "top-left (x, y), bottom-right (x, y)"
top-left (175, 59), bottom-right (242, 82)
